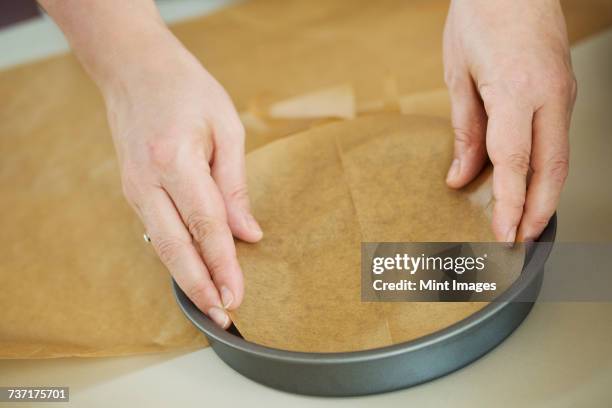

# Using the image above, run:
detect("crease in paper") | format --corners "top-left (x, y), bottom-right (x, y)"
top-left (232, 113), bottom-right (523, 353)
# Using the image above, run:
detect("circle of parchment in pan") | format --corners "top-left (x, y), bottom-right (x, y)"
top-left (173, 215), bottom-right (556, 397)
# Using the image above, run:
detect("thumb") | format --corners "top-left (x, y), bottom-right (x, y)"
top-left (445, 73), bottom-right (488, 188)
top-left (211, 124), bottom-right (263, 243)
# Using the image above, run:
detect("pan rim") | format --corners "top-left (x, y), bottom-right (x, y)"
top-left (173, 215), bottom-right (555, 365)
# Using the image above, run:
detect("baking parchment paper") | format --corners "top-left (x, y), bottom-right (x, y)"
top-left (0, 0), bottom-right (609, 358)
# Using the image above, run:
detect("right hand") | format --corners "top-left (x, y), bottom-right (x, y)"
top-left (102, 29), bottom-right (262, 328)
top-left (443, 0), bottom-right (575, 243)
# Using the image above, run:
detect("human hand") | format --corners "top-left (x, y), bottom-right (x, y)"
top-left (102, 29), bottom-right (262, 328)
top-left (443, 0), bottom-right (576, 242)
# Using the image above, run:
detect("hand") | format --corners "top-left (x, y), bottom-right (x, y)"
top-left (103, 30), bottom-right (262, 328)
top-left (443, 0), bottom-right (576, 242)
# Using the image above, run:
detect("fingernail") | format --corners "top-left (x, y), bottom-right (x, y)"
top-left (245, 213), bottom-right (263, 236)
top-left (505, 226), bottom-right (517, 247)
top-left (208, 307), bottom-right (230, 328)
top-left (220, 286), bottom-right (234, 309)
top-left (446, 158), bottom-right (461, 183)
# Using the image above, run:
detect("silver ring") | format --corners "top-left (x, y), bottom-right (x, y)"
top-left (143, 233), bottom-right (152, 243)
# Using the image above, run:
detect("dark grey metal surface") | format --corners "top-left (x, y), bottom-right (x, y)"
top-left (173, 216), bottom-right (556, 396)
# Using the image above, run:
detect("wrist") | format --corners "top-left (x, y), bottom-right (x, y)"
top-left (91, 23), bottom-right (183, 99)
top-left (41, 0), bottom-right (178, 96)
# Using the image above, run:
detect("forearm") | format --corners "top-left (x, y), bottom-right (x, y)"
top-left (38, 0), bottom-right (179, 95)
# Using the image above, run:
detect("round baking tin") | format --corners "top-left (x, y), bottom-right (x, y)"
top-left (173, 216), bottom-right (556, 396)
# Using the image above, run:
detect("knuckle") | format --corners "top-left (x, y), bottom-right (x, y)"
top-left (505, 71), bottom-right (534, 94)
top-left (477, 82), bottom-right (502, 107)
top-left (203, 254), bottom-right (227, 277)
top-left (542, 64), bottom-right (576, 99)
top-left (479, 74), bottom-right (533, 106)
top-left (508, 152), bottom-right (531, 174)
top-left (186, 213), bottom-right (224, 244)
top-left (186, 281), bottom-right (215, 308)
top-left (453, 126), bottom-right (484, 151)
top-left (493, 150), bottom-right (531, 176)
top-left (545, 157), bottom-right (569, 185)
top-left (217, 118), bottom-right (246, 143)
top-left (546, 75), bottom-right (573, 98)
top-left (227, 183), bottom-right (250, 203)
top-left (147, 138), bottom-right (180, 171)
top-left (154, 237), bottom-right (187, 266)
top-left (529, 214), bottom-right (552, 230)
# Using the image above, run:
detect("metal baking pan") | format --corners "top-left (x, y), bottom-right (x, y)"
top-left (173, 215), bottom-right (556, 396)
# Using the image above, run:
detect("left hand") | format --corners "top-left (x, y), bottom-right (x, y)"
top-left (443, 0), bottom-right (577, 242)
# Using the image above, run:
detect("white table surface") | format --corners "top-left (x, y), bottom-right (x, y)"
top-left (1, 3), bottom-right (611, 407)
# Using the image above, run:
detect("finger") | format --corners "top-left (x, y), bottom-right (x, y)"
top-left (484, 99), bottom-right (534, 243)
top-left (163, 163), bottom-right (244, 311)
top-left (137, 188), bottom-right (230, 328)
top-left (518, 101), bottom-right (570, 241)
top-left (211, 121), bottom-right (263, 243)
top-left (445, 73), bottom-right (488, 188)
